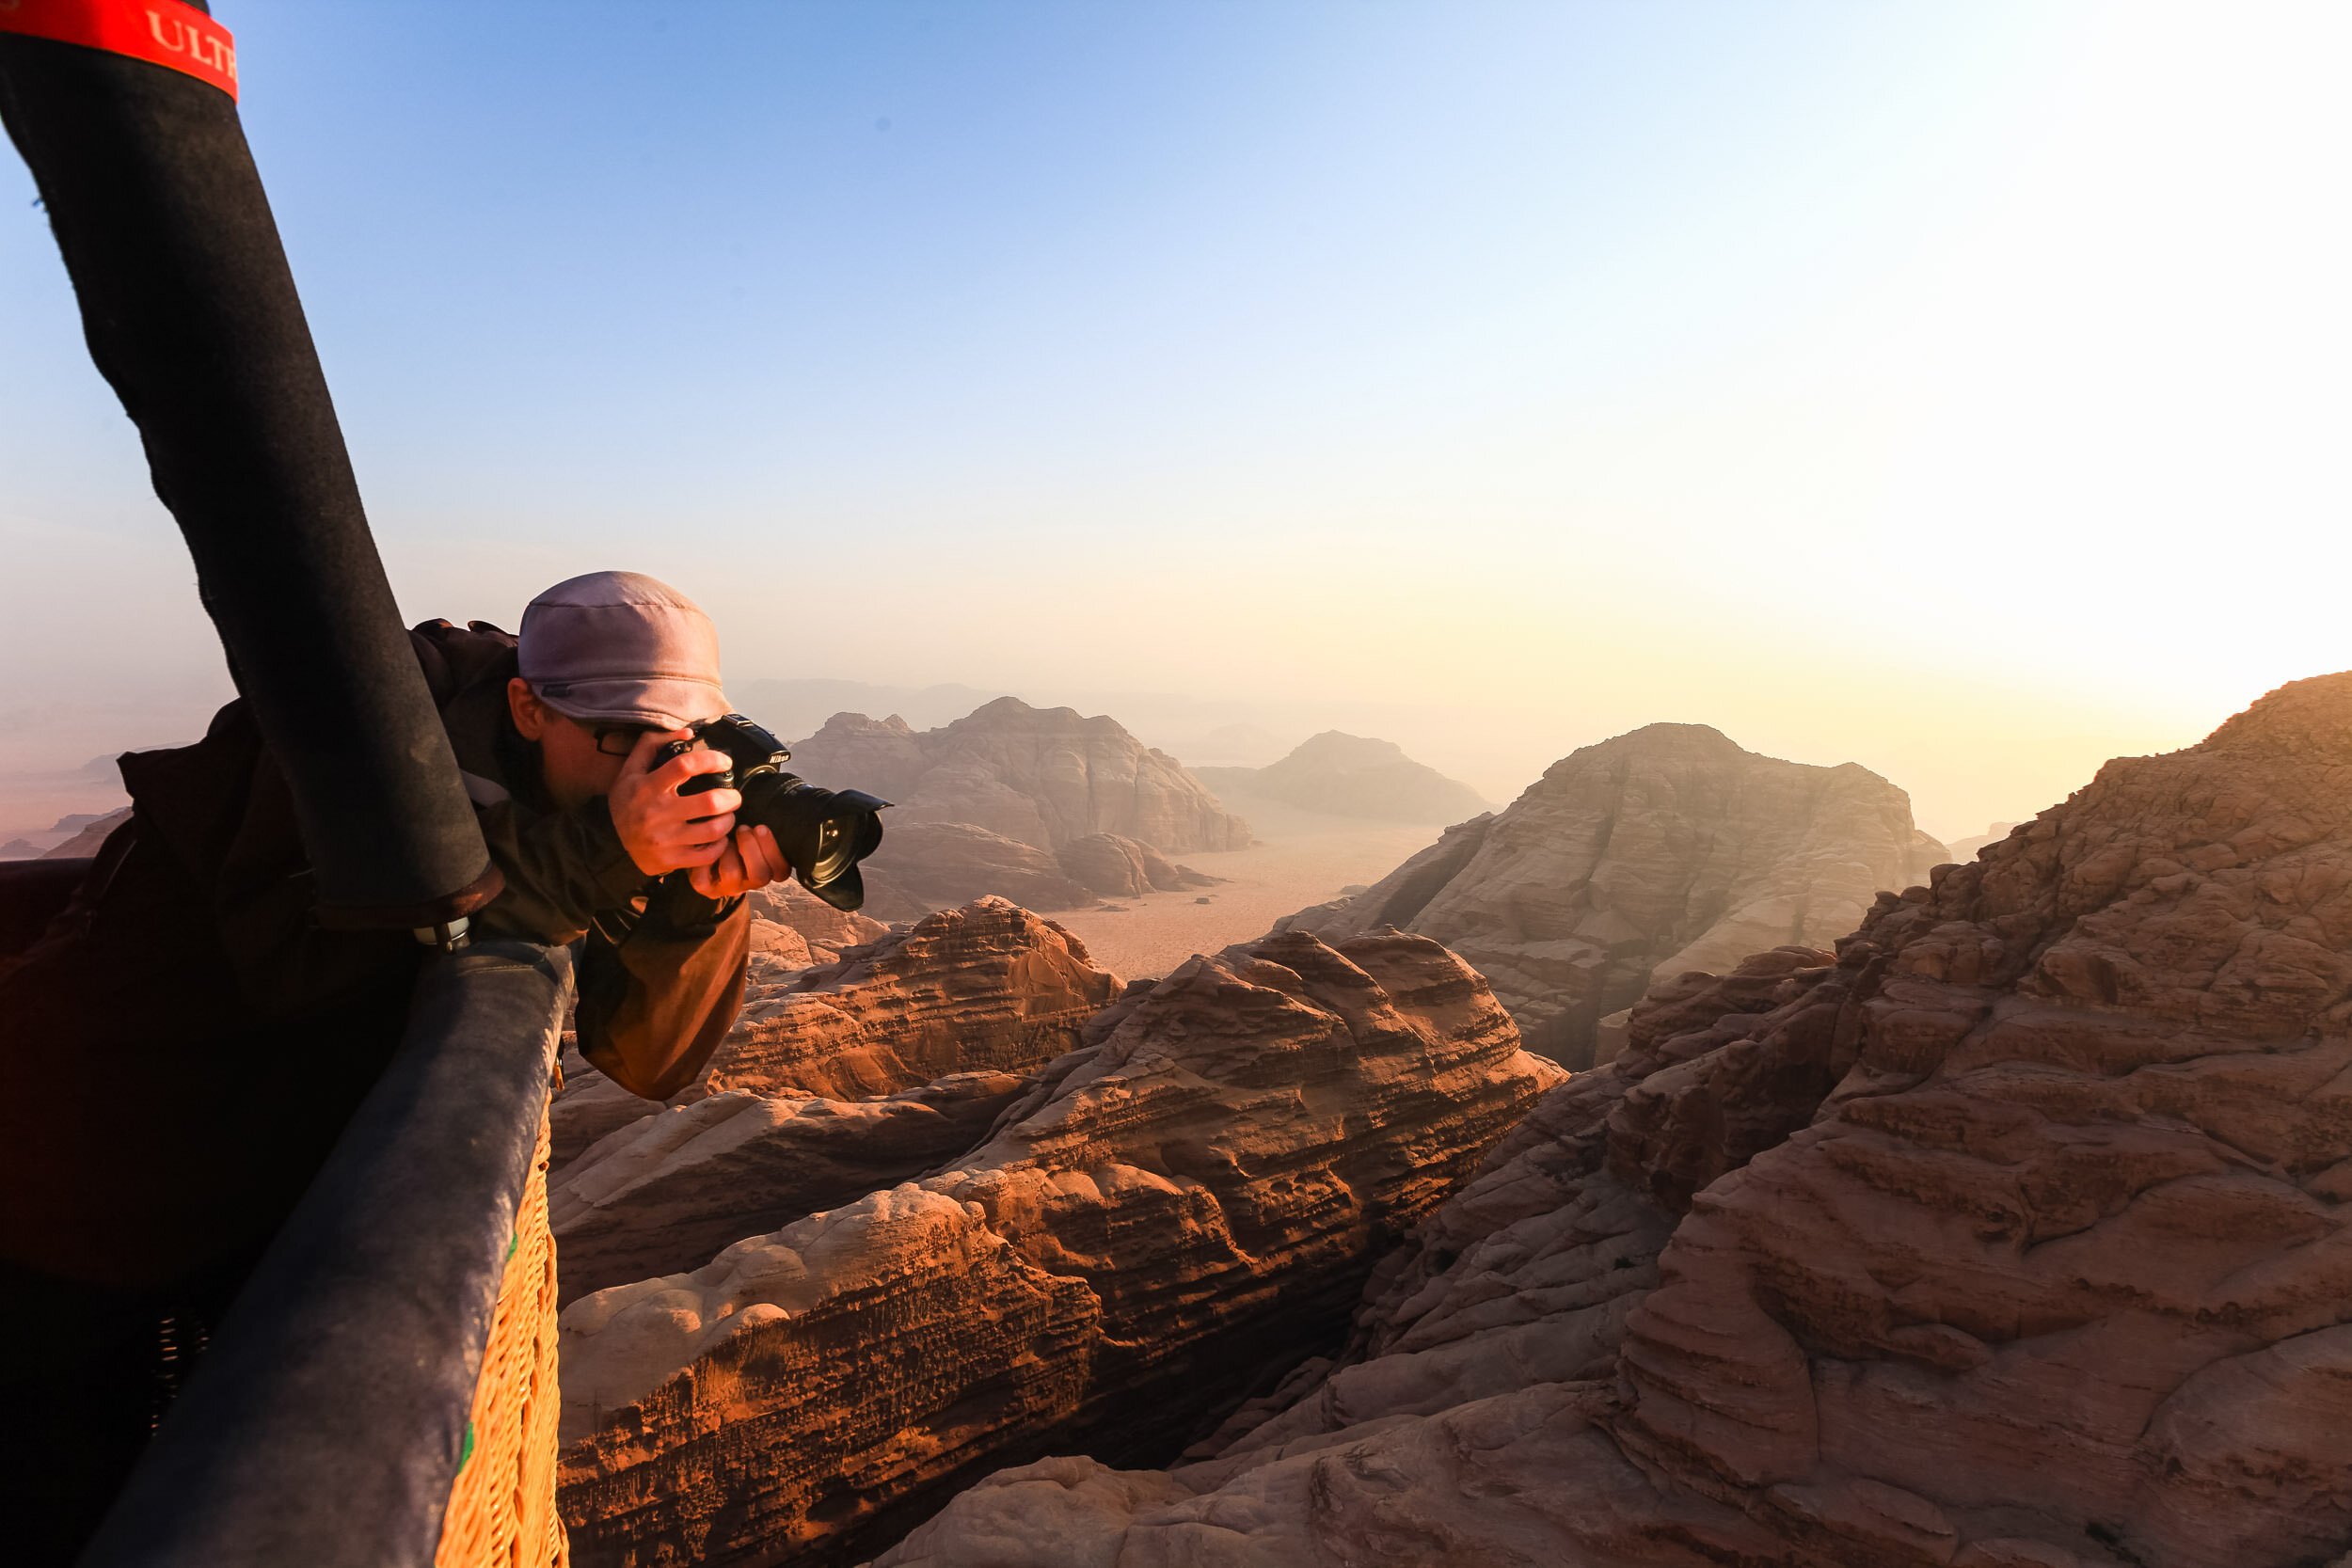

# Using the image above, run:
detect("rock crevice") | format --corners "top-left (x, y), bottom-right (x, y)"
top-left (882, 673), bottom-right (2352, 1568)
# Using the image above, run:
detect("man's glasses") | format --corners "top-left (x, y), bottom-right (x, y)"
top-left (592, 724), bottom-right (654, 757)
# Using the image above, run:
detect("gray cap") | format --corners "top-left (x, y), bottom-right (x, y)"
top-left (517, 571), bottom-right (728, 729)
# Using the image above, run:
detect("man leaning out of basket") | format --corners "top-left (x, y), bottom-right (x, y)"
top-left (419, 570), bottom-right (782, 1099)
top-left (0, 571), bottom-right (775, 1294)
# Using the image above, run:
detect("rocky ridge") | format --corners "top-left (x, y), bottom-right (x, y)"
top-left (743, 879), bottom-right (891, 972)
top-left (879, 672), bottom-right (2352, 1568)
top-left (851, 821), bottom-right (1100, 919)
top-left (548, 897), bottom-right (1112, 1168)
top-left (553, 926), bottom-right (1561, 1567)
top-left (776, 698), bottom-right (1251, 921)
top-left (1284, 722), bottom-right (1947, 1068)
top-left (789, 698), bottom-right (1252, 855)
top-left (1195, 731), bottom-right (1489, 823)
top-left (1944, 820), bottom-right (2021, 863)
top-left (1054, 832), bottom-right (1220, 899)
top-left (35, 805), bottom-right (130, 860)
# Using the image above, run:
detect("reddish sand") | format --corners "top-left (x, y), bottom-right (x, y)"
top-left (1048, 793), bottom-right (1443, 981)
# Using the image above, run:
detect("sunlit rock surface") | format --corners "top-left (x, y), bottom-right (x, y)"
top-left (548, 1071), bottom-right (1026, 1305)
top-left (788, 697), bottom-right (1252, 855)
top-left (712, 896), bottom-right (1120, 1101)
top-left (1054, 832), bottom-right (1219, 898)
top-left (880, 673), bottom-right (2352, 1568)
top-left (850, 820), bottom-right (1101, 919)
top-left (1286, 721), bottom-right (1947, 1067)
top-left (554, 927), bottom-right (1559, 1567)
top-left (549, 896), bottom-right (1113, 1172)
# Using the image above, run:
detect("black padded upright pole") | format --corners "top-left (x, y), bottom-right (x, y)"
top-left (0, 7), bottom-right (498, 927)
top-left (75, 941), bottom-right (573, 1568)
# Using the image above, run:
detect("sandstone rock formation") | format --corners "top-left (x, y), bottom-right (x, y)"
top-left (713, 897), bottom-right (1120, 1101)
top-left (850, 821), bottom-right (1100, 919)
top-left (548, 1071), bottom-right (1027, 1304)
top-left (1285, 722), bottom-right (1948, 1068)
top-left (1197, 731), bottom-right (1489, 823)
top-left (1945, 820), bottom-right (2020, 862)
top-left (788, 698), bottom-right (1252, 855)
top-left (548, 898), bottom-right (1117, 1168)
top-left (748, 879), bottom-right (890, 953)
top-left (38, 805), bottom-right (129, 859)
top-left (743, 879), bottom-right (891, 972)
top-left (554, 927), bottom-right (1561, 1568)
top-left (879, 672), bottom-right (2352, 1568)
top-left (1054, 832), bottom-right (1219, 899)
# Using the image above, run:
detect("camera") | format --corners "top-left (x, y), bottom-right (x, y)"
top-left (654, 714), bottom-right (890, 911)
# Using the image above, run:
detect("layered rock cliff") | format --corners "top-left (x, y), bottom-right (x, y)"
top-left (37, 805), bottom-right (129, 859)
top-left (1944, 820), bottom-right (2020, 863)
top-left (788, 698), bottom-right (1252, 855)
top-left (554, 927), bottom-right (1560, 1567)
top-left (743, 879), bottom-right (891, 972)
top-left (1196, 731), bottom-right (1488, 823)
top-left (850, 821), bottom-right (1101, 919)
top-left (549, 1070), bottom-right (1028, 1305)
top-left (880, 673), bottom-right (2352, 1568)
top-left (1054, 832), bottom-right (1220, 898)
top-left (548, 898), bottom-right (1114, 1169)
top-left (1286, 722), bottom-right (1947, 1068)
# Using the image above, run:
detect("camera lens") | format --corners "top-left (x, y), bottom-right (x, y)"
top-left (808, 815), bottom-right (860, 885)
top-left (731, 772), bottom-right (890, 910)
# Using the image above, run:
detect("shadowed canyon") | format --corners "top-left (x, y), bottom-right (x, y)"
top-left (526, 675), bottom-right (2352, 1568)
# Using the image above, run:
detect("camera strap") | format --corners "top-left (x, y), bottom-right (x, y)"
top-left (0, 0), bottom-right (239, 101)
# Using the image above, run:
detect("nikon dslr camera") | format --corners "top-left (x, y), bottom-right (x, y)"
top-left (654, 714), bottom-right (889, 911)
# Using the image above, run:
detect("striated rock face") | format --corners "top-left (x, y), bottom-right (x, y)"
top-left (38, 805), bottom-right (129, 859)
top-left (1289, 722), bottom-right (1947, 1068)
top-left (747, 879), bottom-right (890, 958)
top-left (713, 896), bottom-right (1120, 1101)
top-left (555, 927), bottom-right (1561, 1568)
top-left (1054, 832), bottom-right (1219, 898)
top-left (1944, 820), bottom-right (2021, 863)
top-left (788, 698), bottom-right (1252, 855)
top-left (548, 1071), bottom-right (1026, 1305)
top-left (740, 879), bottom-right (893, 973)
top-left (548, 898), bottom-right (1115, 1168)
top-left (851, 821), bottom-right (1100, 919)
top-left (880, 672), bottom-right (2352, 1568)
top-left (1197, 730), bottom-right (1489, 823)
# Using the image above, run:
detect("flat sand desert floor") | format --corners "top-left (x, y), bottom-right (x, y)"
top-left (1048, 790), bottom-right (1448, 981)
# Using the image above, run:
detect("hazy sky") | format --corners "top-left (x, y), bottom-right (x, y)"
top-left (4, 1), bottom-right (2347, 839)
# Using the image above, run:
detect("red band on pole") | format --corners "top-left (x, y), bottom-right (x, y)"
top-left (0, 0), bottom-right (238, 101)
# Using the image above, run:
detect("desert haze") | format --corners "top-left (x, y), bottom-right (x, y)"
top-left (8, 4), bottom-right (2350, 1568)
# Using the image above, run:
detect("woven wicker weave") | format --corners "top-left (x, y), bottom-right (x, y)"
top-left (437, 1101), bottom-right (568, 1568)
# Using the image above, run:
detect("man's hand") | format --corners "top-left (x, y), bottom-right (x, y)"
top-left (687, 824), bottom-right (788, 900)
top-left (610, 729), bottom-right (741, 878)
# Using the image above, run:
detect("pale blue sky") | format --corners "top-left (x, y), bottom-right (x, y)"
top-left (4, 2), bottom-right (2346, 834)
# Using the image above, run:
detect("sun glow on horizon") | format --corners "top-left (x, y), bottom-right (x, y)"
top-left (3, 1), bottom-right (2345, 843)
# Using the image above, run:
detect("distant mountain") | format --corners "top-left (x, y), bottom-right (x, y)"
top-left (783, 697), bottom-right (1250, 918)
top-left (1156, 721), bottom-right (1289, 768)
top-left (1942, 820), bottom-right (2019, 862)
top-left (789, 696), bottom-right (1250, 856)
top-left (1279, 722), bottom-right (1945, 1067)
top-left (1196, 731), bottom-right (1489, 824)
top-left (41, 806), bottom-right (131, 859)
top-left (726, 680), bottom-right (1012, 743)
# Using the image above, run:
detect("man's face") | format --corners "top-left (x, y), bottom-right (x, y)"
top-left (506, 679), bottom-right (643, 809)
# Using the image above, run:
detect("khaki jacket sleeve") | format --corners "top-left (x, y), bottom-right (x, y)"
top-left (574, 878), bottom-right (751, 1101)
top-left (469, 795), bottom-right (649, 945)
